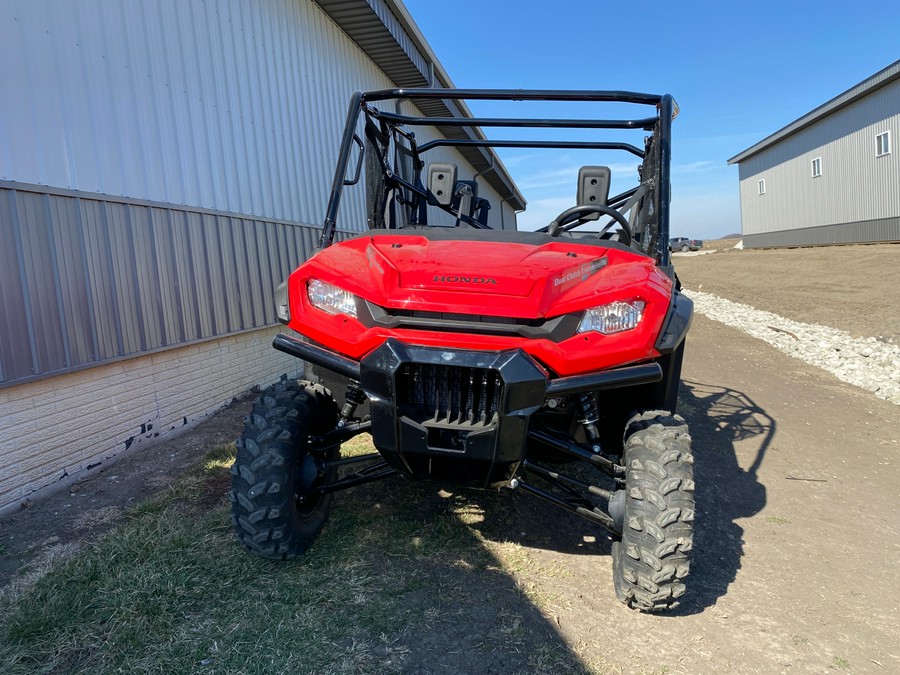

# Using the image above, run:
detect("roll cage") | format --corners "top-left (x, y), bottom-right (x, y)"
top-left (319, 88), bottom-right (677, 267)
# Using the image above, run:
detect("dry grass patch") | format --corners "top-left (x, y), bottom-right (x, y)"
top-left (0, 440), bottom-right (591, 674)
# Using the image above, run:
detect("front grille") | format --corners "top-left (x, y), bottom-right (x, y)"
top-left (397, 363), bottom-right (503, 426)
top-left (390, 309), bottom-right (542, 327)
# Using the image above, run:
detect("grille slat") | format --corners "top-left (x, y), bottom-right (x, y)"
top-left (398, 363), bottom-right (502, 426)
top-left (392, 310), bottom-right (541, 326)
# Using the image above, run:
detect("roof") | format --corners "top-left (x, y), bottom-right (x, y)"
top-left (312, 0), bottom-right (527, 210)
top-left (728, 59), bottom-right (900, 165)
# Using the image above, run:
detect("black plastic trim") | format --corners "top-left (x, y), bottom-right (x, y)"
top-left (654, 290), bottom-right (693, 353)
top-left (358, 301), bottom-right (583, 342)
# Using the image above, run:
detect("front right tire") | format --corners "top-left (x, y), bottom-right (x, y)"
top-left (612, 411), bottom-right (694, 611)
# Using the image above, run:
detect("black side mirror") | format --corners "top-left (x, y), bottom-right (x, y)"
top-left (577, 166), bottom-right (611, 221)
top-left (427, 163), bottom-right (457, 206)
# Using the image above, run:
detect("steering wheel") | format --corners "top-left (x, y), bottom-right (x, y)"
top-left (547, 204), bottom-right (632, 245)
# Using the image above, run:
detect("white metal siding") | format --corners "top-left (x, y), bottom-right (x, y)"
top-left (0, 0), bottom-right (509, 232)
top-left (737, 79), bottom-right (900, 236)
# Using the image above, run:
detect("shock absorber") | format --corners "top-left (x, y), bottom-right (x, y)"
top-left (340, 381), bottom-right (367, 424)
top-left (577, 391), bottom-right (602, 453)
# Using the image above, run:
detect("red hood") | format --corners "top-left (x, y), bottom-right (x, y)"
top-left (296, 232), bottom-right (670, 319)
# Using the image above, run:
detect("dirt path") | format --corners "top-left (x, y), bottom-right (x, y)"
top-left (514, 316), bottom-right (899, 673)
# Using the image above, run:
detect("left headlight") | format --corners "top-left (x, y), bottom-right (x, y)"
top-left (307, 279), bottom-right (358, 318)
top-left (577, 300), bottom-right (645, 335)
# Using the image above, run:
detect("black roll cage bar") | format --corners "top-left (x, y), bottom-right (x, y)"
top-left (319, 88), bottom-right (676, 267)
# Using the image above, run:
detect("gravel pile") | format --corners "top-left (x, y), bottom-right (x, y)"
top-left (684, 289), bottom-right (900, 406)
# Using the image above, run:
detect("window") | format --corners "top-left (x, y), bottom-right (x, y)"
top-left (876, 131), bottom-right (891, 157)
top-left (758, 179), bottom-right (766, 195)
top-left (811, 157), bottom-right (822, 177)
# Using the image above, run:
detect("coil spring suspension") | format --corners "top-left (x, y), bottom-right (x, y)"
top-left (340, 381), bottom-right (367, 423)
top-left (577, 391), bottom-right (602, 452)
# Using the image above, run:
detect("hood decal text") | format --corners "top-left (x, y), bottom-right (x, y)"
top-left (433, 275), bottom-right (498, 285)
top-left (553, 257), bottom-right (608, 288)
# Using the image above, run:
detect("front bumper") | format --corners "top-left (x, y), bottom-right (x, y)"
top-left (273, 334), bottom-right (662, 487)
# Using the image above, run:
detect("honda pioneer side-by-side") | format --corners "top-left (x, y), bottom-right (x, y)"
top-left (230, 89), bottom-right (694, 611)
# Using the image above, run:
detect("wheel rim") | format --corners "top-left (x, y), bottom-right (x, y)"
top-left (294, 443), bottom-right (338, 519)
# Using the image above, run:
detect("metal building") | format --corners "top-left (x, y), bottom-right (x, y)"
top-left (0, 0), bottom-right (525, 512)
top-left (728, 60), bottom-right (899, 248)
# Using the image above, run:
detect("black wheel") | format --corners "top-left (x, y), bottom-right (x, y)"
top-left (612, 411), bottom-right (694, 611)
top-left (680, 244), bottom-right (690, 252)
top-left (229, 379), bottom-right (339, 559)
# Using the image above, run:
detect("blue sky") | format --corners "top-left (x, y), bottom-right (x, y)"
top-left (403, 0), bottom-right (900, 238)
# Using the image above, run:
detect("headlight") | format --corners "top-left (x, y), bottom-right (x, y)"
top-left (307, 279), bottom-right (358, 318)
top-left (577, 300), bottom-right (645, 335)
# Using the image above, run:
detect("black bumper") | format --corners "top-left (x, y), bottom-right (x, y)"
top-left (358, 340), bottom-right (547, 487)
top-left (273, 334), bottom-right (662, 487)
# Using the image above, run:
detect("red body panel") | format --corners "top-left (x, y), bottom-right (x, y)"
top-left (286, 233), bottom-right (673, 376)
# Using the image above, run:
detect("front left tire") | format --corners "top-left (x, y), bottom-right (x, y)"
top-left (230, 380), bottom-right (339, 559)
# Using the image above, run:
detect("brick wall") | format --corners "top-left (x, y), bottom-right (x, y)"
top-left (0, 326), bottom-right (302, 514)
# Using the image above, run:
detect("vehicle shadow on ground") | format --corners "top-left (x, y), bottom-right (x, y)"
top-left (341, 479), bottom-right (594, 672)
top-left (269, 378), bottom-right (775, 669)
top-left (459, 378), bottom-right (774, 617)
top-left (671, 379), bottom-right (773, 615)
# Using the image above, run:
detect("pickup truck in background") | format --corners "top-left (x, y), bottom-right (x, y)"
top-left (669, 237), bottom-right (703, 252)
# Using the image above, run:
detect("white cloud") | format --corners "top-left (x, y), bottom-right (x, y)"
top-left (671, 160), bottom-right (718, 175)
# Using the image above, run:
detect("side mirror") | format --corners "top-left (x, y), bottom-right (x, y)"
top-left (577, 166), bottom-right (611, 222)
top-left (428, 163), bottom-right (457, 206)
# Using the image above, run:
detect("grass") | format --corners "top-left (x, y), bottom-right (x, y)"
top-left (0, 441), bottom-right (589, 674)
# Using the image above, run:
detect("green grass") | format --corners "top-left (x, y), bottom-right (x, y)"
top-left (0, 442), bottom-right (588, 674)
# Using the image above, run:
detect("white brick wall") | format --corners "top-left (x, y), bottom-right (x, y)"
top-left (0, 326), bottom-right (302, 513)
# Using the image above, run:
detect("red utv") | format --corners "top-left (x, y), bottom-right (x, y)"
top-left (230, 89), bottom-right (694, 611)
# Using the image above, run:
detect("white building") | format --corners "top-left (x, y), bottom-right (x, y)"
top-left (729, 60), bottom-right (899, 248)
top-left (0, 0), bottom-right (525, 512)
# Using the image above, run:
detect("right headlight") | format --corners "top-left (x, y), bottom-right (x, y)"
top-left (577, 300), bottom-right (645, 335)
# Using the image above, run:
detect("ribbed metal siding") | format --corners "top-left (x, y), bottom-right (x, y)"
top-left (0, 186), bottom-right (319, 386)
top-left (0, 0), bottom-right (518, 386)
top-left (737, 79), bottom-right (900, 240)
top-left (0, 0), bottom-right (407, 232)
top-left (743, 217), bottom-right (900, 248)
